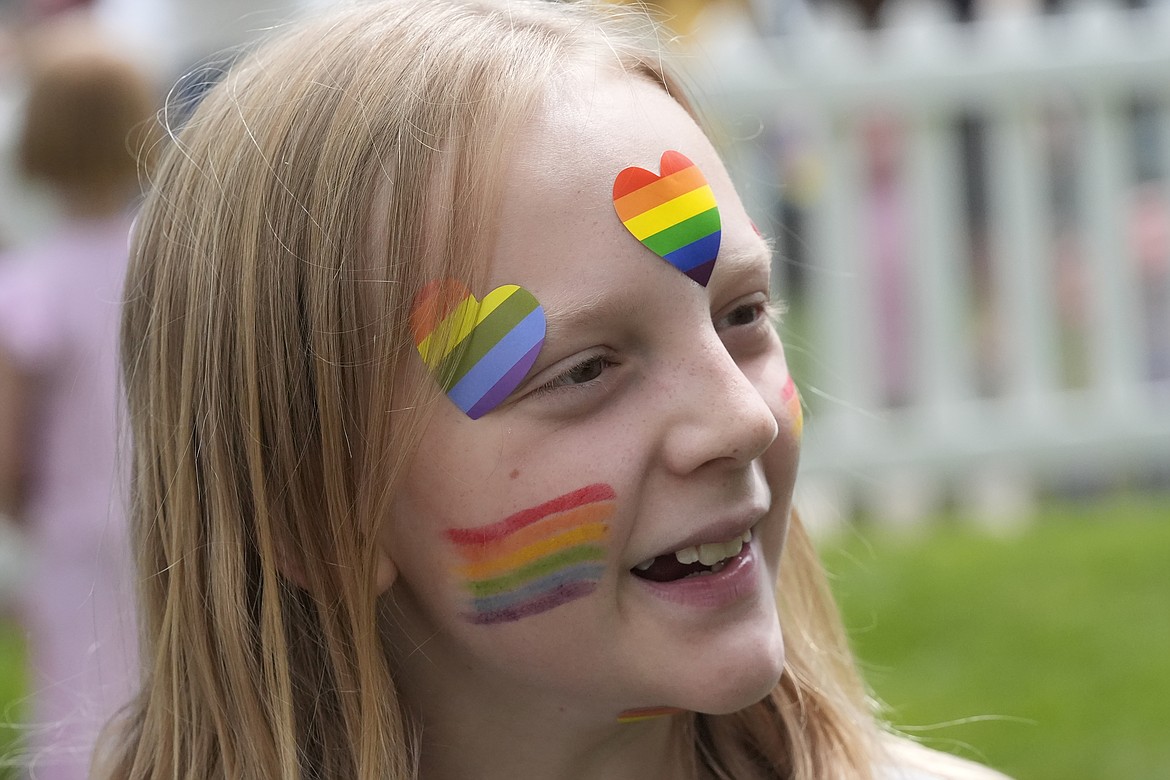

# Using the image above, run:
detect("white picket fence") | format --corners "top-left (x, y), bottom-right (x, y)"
top-left (694, 2), bottom-right (1170, 519)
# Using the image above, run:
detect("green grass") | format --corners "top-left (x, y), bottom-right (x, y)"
top-left (0, 620), bottom-right (25, 780)
top-left (819, 494), bottom-right (1170, 780)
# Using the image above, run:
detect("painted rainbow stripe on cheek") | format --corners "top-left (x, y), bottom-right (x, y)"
top-left (447, 484), bottom-right (615, 625)
top-left (782, 374), bottom-right (803, 439)
top-left (410, 279), bottom-right (545, 420)
top-left (613, 150), bottom-right (722, 286)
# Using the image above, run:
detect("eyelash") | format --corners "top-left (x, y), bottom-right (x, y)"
top-left (716, 297), bottom-right (783, 332)
top-left (532, 353), bottom-right (616, 395)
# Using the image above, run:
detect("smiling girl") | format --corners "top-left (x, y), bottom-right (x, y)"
top-left (102, 1), bottom-right (1009, 778)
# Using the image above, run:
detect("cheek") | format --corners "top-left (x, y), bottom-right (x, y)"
top-left (780, 373), bottom-right (803, 442)
top-left (748, 340), bottom-right (802, 444)
top-left (443, 483), bottom-right (616, 626)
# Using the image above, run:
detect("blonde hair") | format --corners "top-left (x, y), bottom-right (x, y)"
top-left (108, 1), bottom-right (884, 777)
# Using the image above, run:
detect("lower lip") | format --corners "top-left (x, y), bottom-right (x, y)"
top-left (633, 541), bottom-right (760, 609)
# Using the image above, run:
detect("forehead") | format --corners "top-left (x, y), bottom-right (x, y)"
top-left (489, 73), bottom-right (750, 291)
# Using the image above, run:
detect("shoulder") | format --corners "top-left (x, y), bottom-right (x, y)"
top-left (878, 735), bottom-right (1014, 780)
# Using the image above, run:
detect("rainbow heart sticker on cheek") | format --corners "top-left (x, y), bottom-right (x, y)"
top-left (613, 150), bottom-right (722, 286)
top-left (410, 279), bottom-right (546, 419)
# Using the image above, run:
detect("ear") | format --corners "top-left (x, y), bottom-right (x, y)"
top-left (374, 527), bottom-right (399, 594)
top-left (375, 552), bottom-right (398, 594)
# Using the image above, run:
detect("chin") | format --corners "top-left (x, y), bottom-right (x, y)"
top-left (683, 629), bottom-right (786, 715)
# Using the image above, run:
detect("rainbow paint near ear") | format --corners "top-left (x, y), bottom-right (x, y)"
top-left (410, 279), bottom-right (546, 419)
top-left (613, 150), bottom-right (722, 286)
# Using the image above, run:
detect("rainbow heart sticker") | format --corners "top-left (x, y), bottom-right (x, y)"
top-left (613, 150), bottom-right (722, 286)
top-left (411, 279), bottom-right (545, 419)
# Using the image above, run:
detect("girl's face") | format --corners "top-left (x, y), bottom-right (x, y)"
top-left (384, 74), bottom-right (802, 724)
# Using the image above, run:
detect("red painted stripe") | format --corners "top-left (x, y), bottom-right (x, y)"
top-left (410, 278), bottom-right (469, 346)
top-left (612, 165), bottom-right (660, 200)
top-left (445, 483), bottom-right (616, 546)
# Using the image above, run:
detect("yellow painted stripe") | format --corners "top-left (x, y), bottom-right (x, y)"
top-left (457, 522), bottom-right (610, 579)
top-left (416, 295), bottom-right (479, 365)
top-left (621, 185), bottom-right (717, 240)
top-left (613, 164), bottom-right (707, 220)
top-left (453, 502), bottom-right (615, 565)
top-left (417, 285), bottom-right (521, 364)
top-left (476, 284), bottom-right (519, 319)
top-left (617, 707), bottom-right (684, 723)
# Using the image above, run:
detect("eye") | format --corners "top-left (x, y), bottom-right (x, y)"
top-left (718, 301), bottom-right (766, 329)
top-left (533, 353), bottom-right (615, 394)
top-left (715, 295), bottom-right (778, 332)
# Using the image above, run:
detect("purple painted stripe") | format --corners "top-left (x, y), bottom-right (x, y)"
top-left (465, 339), bottom-right (543, 420)
top-left (664, 231), bottom-right (721, 280)
top-left (447, 306), bottom-right (545, 418)
top-left (468, 563), bottom-right (605, 613)
top-left (464, 580), bottom-right (597, 625)
top-left (684, 259), bottom-right (716, 287)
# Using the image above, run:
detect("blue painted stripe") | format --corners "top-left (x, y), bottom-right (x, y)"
top-left (447, 307), bottom-right (546, 414)
top-left (468, 562), bottom-right (605, 614)
top-left (664, 230), bottom-right (721, 275)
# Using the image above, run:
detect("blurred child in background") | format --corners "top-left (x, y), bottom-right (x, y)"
top-left (0, 16), bottom-right (156, 779)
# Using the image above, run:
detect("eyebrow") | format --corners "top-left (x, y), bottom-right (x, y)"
top-left (541, 287), bottom-right (622, 347)
top-left (705, 241), bottom-right (775, 295)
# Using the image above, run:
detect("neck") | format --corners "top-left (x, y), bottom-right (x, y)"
top-left (415, 702), bottom-right (697, 780)
top-left (382, 606), bottom-right (700, 780)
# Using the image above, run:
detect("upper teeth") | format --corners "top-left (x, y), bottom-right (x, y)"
top-left (635, 528), bottom-right (752, 571)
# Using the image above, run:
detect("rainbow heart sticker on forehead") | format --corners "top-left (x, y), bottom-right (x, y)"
top-left (613, 150), bottom-right (722, 286)
top-left (411, 279), bottom-right (545, 419)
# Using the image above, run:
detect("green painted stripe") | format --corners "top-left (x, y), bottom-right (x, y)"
top-left (642, 207), bottom-right (720, 257)
top-left (464, 544), bottom-right (607, 597)
top-left (435, 289), bottom-right (538, 390)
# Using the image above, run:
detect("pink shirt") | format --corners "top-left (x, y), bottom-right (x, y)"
top-left (0, 212), bottom-right (138, 780)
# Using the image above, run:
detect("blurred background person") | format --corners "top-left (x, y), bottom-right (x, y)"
top-left (0, 15), bottom-right (157, 779)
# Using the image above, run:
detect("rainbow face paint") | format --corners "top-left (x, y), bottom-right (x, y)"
top-left (410, 279), bottom-right (546, 420)
top-left (613, 150), bottom-right (722, 286)
top-left (617, 706), bottom-right (686, 724)
top-left (782, 374), bottom-right (803, 439)
top-left (447, 484), bottom-right (615, 625)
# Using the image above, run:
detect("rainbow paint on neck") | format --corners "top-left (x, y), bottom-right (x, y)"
top-left (447, 484), bottom-right (615, 625)
top-left (617, 706), bottom-right (686, 724)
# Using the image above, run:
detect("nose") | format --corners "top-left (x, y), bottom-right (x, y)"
top-left (658, 335), bottom-right (779, 476)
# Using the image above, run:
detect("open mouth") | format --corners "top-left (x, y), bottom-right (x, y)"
top-left (630, 529), bottom-right (752, 583)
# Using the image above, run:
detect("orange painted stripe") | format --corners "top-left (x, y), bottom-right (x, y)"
top-left (617, 706), bottom-right (685, 723)
top-left (456, 522), bottom-right (610, 579)
top-left (447, 483), bottom-right (615, 545)
top-left (453, 501), bottom-right (615, 565)
top-left (613, 164), bottom-right (706, 222)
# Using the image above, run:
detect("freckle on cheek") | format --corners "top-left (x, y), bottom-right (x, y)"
top-left (509, 469), bottom-right (520, 480)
